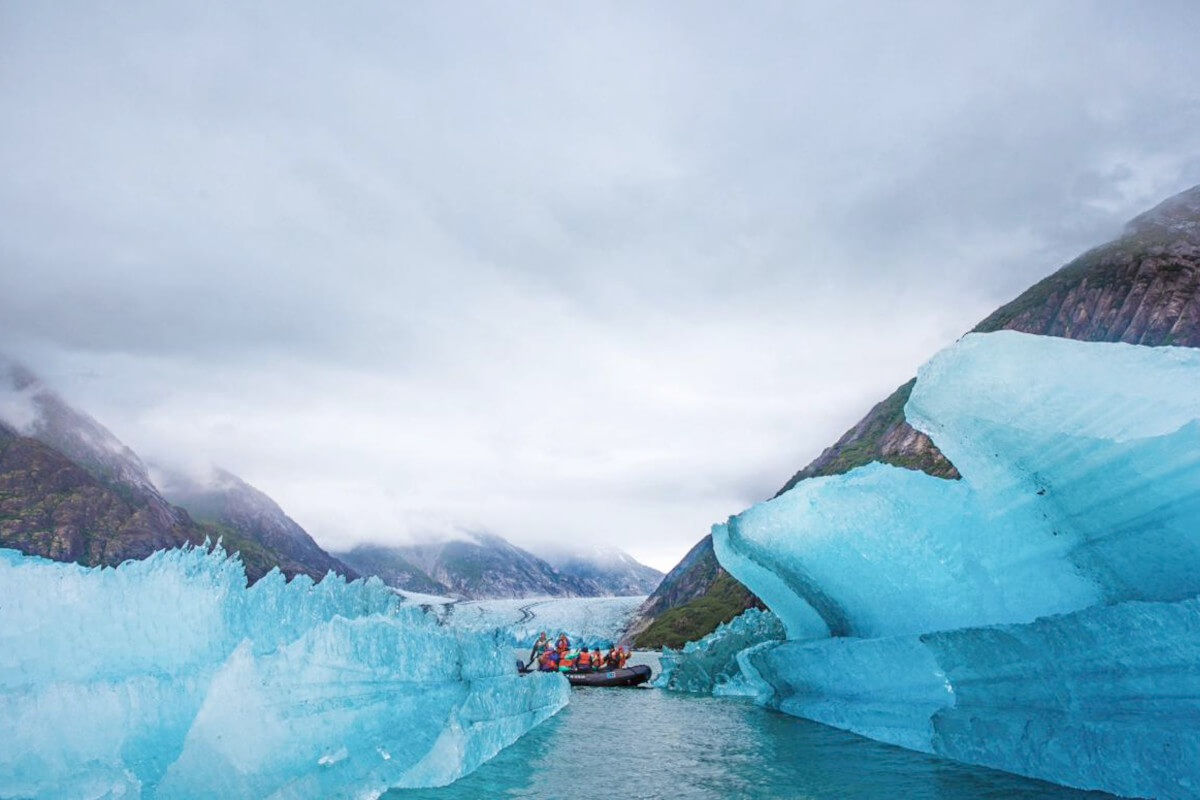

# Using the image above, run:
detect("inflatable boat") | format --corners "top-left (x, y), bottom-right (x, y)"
top-left (517, 662), bottom-right (652, 687)
top-left (565, 664), bottom-right (652, 687)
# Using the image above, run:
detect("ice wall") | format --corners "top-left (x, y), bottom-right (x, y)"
top-left (710, 332), bottom-right (1200, 798)
top-left (0, 546), bottom-right (568, 800)
top-left (654, 608), bottom-right (783, 697)
top-left (746, 597), bottom-right (1200, 798)
top-left (450, 595), bottom-right (645, 649)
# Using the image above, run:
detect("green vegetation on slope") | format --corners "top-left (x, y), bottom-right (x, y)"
top-left (633, 572), bottom-right (761, 650)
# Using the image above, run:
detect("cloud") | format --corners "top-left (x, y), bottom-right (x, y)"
top-left (2, 1), bottom-right (1199, 570)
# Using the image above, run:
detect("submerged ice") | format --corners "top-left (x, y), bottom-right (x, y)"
top-left (0, 547), bottom-right (568, 800)
top-left (708, 332), bottom-right (1200, 799)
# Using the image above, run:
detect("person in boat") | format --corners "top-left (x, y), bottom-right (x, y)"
top-left (555, 633), bottom-right (570, 655)
top-left (591, 648), bottom-right (604, 670)
top-left (530, 632), bottom-right (549, 664)
top-left (558, 649), bottom-right (577, 672)
top-left (616, 647), bottom-right (629, 668)
top-left (575, 647), bottom-right (591, 672)
top-left (604, 646), bottom-right (620, 669)
top-left (537, 647), bottom-right (558, 672)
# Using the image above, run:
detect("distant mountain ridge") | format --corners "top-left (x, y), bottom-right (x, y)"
top-left (534, 543), bottom-right (663, 596)
top-left (632, 183), bottom-right (1200, 648)
top-left (337, 534), bottom-right (660, 600)
top-left (0, 360), bottom-right (352, 583)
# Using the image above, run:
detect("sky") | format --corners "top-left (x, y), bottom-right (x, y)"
top-left (2, 2), bottom-right (1200, 571)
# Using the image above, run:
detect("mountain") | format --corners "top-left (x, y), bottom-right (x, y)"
top-left (337, 532), bottom-right (655, 600)
top-left (533, 544), bottom-right (663, 596)
top-left (0, 420), bottom-right (206, 565)
top-left (157, 466), bottom-right (358, 583)
top-left (0, 360), bottom-right (352, 583)
top-left (327, 542), bottom-right (449, 596)
top-left (624, 534), bottom-right (760, 649)
top-left (634, 183), bottom-right (1200, 648)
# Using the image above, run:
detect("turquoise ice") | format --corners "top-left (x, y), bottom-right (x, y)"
top-left (710, 331), bottom-right (1200, 798)
top-left (0, 547), bottom-right (568, 800)
top-left (654, 608), bottom-right (783, 697)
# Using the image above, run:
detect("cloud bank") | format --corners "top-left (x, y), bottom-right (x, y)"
top-left (2, 1), bottom-right (1199, 569)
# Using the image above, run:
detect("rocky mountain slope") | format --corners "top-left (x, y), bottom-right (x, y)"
top-left (0, 422), bottom-right (205, 565)
top-left (0, 361), bottom-right (353, 583)
top-left (330, 543), bottom-right (449, 596)
top-left (158, 466), bottom-right (358, 582)
top-left (634, 183), bottom-right (1200, 648)
top-left (624, 534), bottom-right (761, 648)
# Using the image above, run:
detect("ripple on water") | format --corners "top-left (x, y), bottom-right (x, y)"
top-left (388, 656), bottom-right (1118, 800)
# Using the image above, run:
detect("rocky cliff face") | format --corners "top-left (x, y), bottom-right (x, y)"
top-left (640, 183), bottom-right (1200, 648)
top-left (0, 425), bottom-right (205, 566)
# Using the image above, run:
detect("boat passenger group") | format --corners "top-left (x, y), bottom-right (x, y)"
top-left (529, 632), bottom-right (631, 672)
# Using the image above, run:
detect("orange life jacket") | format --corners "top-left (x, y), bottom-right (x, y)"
top-left (591, 650), bottom-right (603, 667)
top-left (617, 650), bottom-right (628, 668)
top-left (559, 652), bottom-right (576, 669)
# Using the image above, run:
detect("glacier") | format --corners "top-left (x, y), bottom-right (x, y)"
top-left (0, 546), bottom-right (568, 800)
top-left (446, 595), bottom-right (645, 650)
top-left (709, 331), bottom-right (1200, 799)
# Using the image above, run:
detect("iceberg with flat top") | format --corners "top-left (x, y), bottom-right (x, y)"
top-left (0, 546), bottom-right (568, 800)
top-left (711, 331), bottom-right (1200, 799)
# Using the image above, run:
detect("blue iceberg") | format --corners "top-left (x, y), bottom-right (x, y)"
top-left (0, 546), bottom-right (568, 799)
top-left (711, 331), bottom-right (1200, 798)
top-left (654, 608), bottom-right (783, 698)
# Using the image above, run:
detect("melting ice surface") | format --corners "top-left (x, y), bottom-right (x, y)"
top-left (0, 547), bottom-right (568, 800)
top-left (709, 332), bottom-right (1200, 799)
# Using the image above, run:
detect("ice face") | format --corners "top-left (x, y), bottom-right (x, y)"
top-left (448, 595), bottom-right (646, 649)
top-left (654, 608), bottom-right (783, 697)
top-left (716, 332), bottom-right (1200, 640)
top-left (707, 332), bottom-right (1200, 798)
top-left (747, 596), bottom-right (1200, 799)
top-left (0, 547), bottom-right (568, 800)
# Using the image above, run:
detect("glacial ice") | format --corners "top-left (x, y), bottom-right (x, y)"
top-left (447, 595), bottom-right (645, 649)
top-left (654, 608), bottom-right (783, 697)
top-left (709, 331), bottom-right (1200, 798)
top-left (0, 546), bottom-right (568, 800)
top-left (744, 597), bottom-right (1200, 798)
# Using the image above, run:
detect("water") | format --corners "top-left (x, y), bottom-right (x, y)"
top-left (388, 654), bottom-right (1116, 800)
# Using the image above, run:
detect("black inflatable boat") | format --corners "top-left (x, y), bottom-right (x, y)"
top-left (565, 664), bottom-right (652, 687)
top-left (517, 662), bottom-right (652, 687)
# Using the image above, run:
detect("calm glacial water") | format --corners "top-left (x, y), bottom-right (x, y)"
top-left (388, 654), bottom-right (1115, 800)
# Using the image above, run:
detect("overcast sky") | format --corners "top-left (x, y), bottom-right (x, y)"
top-left (2, 2), bottom-right (1199, 570)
